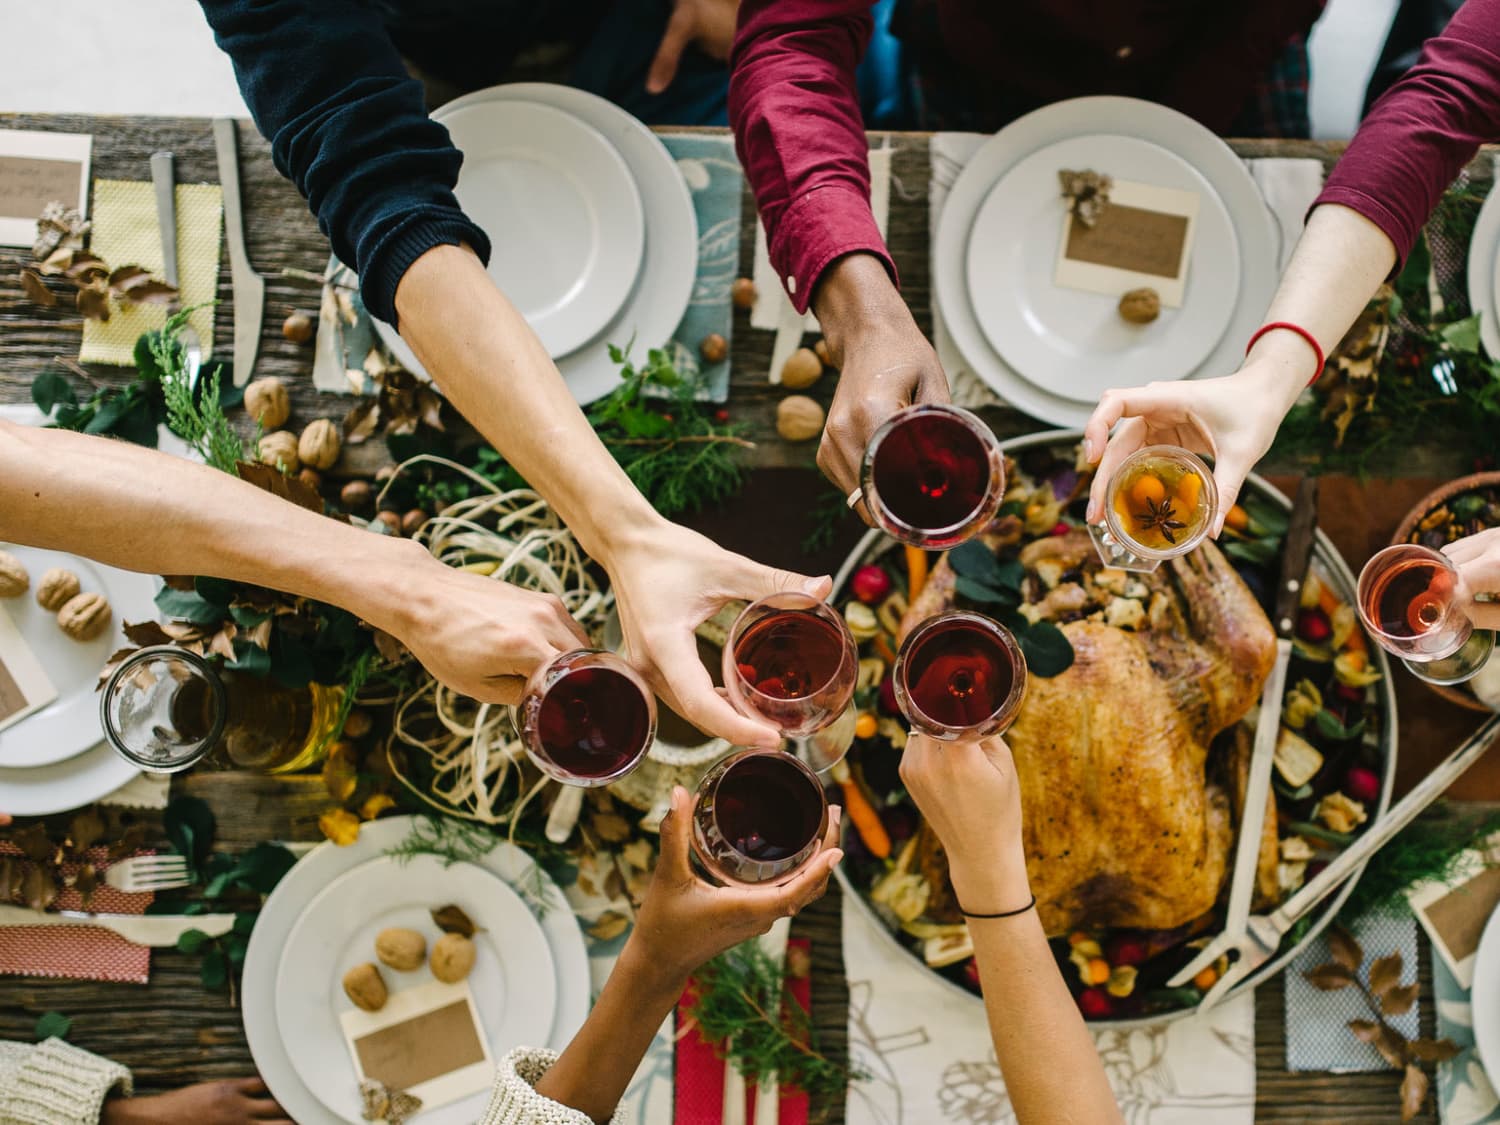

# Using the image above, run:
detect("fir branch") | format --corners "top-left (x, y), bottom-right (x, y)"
top-left (383, 814), bottom-right (560, 917)
top-left (1337, 807), bottom-right (1500, 923)
top-left (155, 307), bottom-right (250, 475)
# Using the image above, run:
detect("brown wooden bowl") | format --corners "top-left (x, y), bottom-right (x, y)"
top-left (1390, 471), bottom-right (1500, 713)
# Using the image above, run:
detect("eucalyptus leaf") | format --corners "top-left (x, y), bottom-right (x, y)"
top-left (229, 636), bottom-right (272, 677)
top-left (1440, 314), bottom-right (1482, 355)
top-left (233, 843), bottom-right (296, 894)
top-left (200, 948), bottom-right (228, 989)
top-left (164, 796), bottom-right (216, 870)
top-left (154, 586), bottom-right (226, 626)
top-left (31, 370), bottom-right (75, 414)
top-left (176, 927), bottom-right (213, 954)
top-left (1018, 621), bottom-right (1075, 678)
top-left (954, 575), bottom-right (1017, 607)
top-left (194, 576), bottom-right (235, 607)
top-left (33, 1011), bottom-right (72, 1042)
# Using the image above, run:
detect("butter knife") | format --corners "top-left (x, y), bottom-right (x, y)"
top-left (1170, 475), bottom-right (1319, 987)
top-left (0, 904), bottom-right (237, 947)
top-left (212, 118), bottom-right (265, 386)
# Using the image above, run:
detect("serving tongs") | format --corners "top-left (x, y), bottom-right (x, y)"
top-left (1187, 708), bottom-right (1500, 1011)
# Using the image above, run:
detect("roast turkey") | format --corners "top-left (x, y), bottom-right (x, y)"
top-left (901, 524), bottom-right (1279, 936)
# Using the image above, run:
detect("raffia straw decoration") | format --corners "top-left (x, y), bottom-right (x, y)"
top-left (379, 455), bottom-right (613, 827)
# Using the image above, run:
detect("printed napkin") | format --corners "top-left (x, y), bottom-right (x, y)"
top-left (79, 179), bottom-right (222, 366)
top-left (0, 845), bottom-right (154, 984)
top-left (1433, 949), bottom-right (1500, 1123)
top-left (1284, 912), bottom-right (1421, 1072)
top-left (841, 894), bottom-right (1255, 1123)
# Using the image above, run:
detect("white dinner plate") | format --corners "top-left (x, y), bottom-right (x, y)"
top-left (372, 100), bottom-right (644, 365)
top-left (935, 96), bottom-right (1278, 428)
top-left (1468, 181), bottom-right (1500, 361)
top-left (0, 544), bottom-right (158, 768)
top-left (0, 738), bottom-right (139, 816)
top-left (966, 134), bottom-right (1240, 401)
top-left (243, 815), bottom-right (589, 1125)
top-left (364, 83), bottom-right (696, 407)
top-left (276, 855), bottom-right (556, 1124)
top-left (1474, 902), bottom-right (1500, 1090)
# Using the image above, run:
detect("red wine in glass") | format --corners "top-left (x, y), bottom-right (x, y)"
top-left (894, 611), bottom-right (1028, 739)
top-left (691, 749), bottom-right (829, 885)
top-left (724, 594), bottom-right (858, 739)
top-left (1356, 544), bottom-right (1494, 683)
top-left (860, 404), bottom-right (1004, 549)
top-left (519, 650), bottom-right (656, 786)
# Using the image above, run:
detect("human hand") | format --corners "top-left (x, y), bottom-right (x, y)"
top-left (626, 784), bottom-right (841, 984)
top-left (814, 255), bottom-right (951, 519)
top-left (1444, 527), bottom-right (1500, 630)
top-left (603, 519), bottom-right (831, 747)
top-left (899, 733), bottom-right (1030, 914)
top-left (103, 1078), bottom-right (290, 1125)
top-left (646, 0), bottom-right (738, 94)
top-left (378, 545), bottom-right (590, 705)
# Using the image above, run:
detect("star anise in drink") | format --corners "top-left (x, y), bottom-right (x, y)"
top-left (1135, 496), bottom-right (1187, 544)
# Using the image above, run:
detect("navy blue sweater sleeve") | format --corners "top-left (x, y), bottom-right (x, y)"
top-left (199, 0), bottom-right (492, 326)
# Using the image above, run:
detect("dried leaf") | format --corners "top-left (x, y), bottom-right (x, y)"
top-left (22, 865), bottom-right (58, 911)
top-left (1408, 1037), bottom-right (1460, 1063)
top-left (1374, 1023), bottom-right (1409, 1070)
top-left (75, 284), bottom-right (109, 322)
top-left (592, 813), bottom-right (632, 844)
top-left (116, 278), bottom-right (177, 306)
top-left (322, 743), bottom-right (358, 801)
top-left (123, 621), bottom-right (176, 647)
top-left (63, 251), bottom-right (107, 284)
top-left (73, 864), bottom-right (99, 908)
top-left (1381, 982), bottom-right (1420, 1016)
top-left (246, 618), bottom-right (274, 650)
top-left (318, 808), bottom-right (361, 846)
top-left (236, 460), bottom-right (324, 514)
top-left (1400, 1064), bottom-right (1428, 1122)
top-left (1303, 962), bottom-right (1357, 991)
top-left (207, 623), bottom-right (238, 662)
top-left (1368, 952), bottom-right (1404, 997)
top-left (431, 904), bottom-right (479, 937)
top-left (106, 264), bottom-right (150, 291)
top-left (1349, 1018), bottom-right (1382, 1043)
top-left (342, 399), bottom-right (380, 445)
top-left (417, 388), bottom-right (445, 432)
top-left (334, 286), bottom-right (358, 326)
top-left (603, 865), bottom-right (625, 901)
top-left (0, 858), bottom-right (17, 901)
top-left (358, 793), bottom-right (395, 821)
top-left (1327, 926), bottom-right (1363, 972)
top-left (37, 246), bottom-right (74, 275)
top-left (372, 630), bottom-right (407, 663)
top-left (14, 824), bottom-right (57, 864)
top-left (586, 910), bottom-right (630, 942)
top-left (19, 268), bottom-right (55, 307)
top-left (68, 809), bottom-right (106, 854)
top-left (107, 822), bottom-right (149, 861)
top-left (620, 838), bottom-right (655, 872)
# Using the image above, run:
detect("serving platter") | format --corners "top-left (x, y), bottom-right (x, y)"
top-left (831, 429), bottom-right (1397, 1029)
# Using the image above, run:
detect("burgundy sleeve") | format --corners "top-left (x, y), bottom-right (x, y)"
top-left (1314, 0), bottom-right (1500, 266)
top-left (729, 0), bottom-right (895, 314)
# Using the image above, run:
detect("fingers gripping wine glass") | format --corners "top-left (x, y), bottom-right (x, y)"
top-left (894, 610), bottom-right (1028, 740)
top-left (518, 650), bottom-right (657, 786)
top-left (689, 748), bottom-right (830, 885)
top-left (1089, 445), bottom-right (1218, 573)
top-left (1357, 544), bottom-right (1496, 685)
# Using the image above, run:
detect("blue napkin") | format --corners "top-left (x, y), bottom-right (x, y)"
top-left (1433, 951), bottom-right (1500, 1123)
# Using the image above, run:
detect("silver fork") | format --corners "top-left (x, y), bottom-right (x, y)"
top-left (1189, 709), bottom-right (1500, 1012)
top-left (150, 151), bottom-right (203, 390)
top-left (103, 853), bottom-right (192, 894)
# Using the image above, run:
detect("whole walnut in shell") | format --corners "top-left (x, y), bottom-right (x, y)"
top-left (35, 568), bottom-right (81, 612)
top-left (1118, 287), bottom-right (1161, 325)
top-left (244, 377), bottom-right (291, 429)
top-left (57, 591), bottom-right (111, 642)
top-left (430, 933), bottom-right (476, 983)
top-left (342, 962), bottom-right (387, 1011)
top-left (780, 347), bottom-right (824, 390)
top-left (0, 550), bottom-right (28, 597)
top-left (374, 928), bottom-right (426, 972)
top-left (776, 395), bottom-right (825, 442)
top-left (257, 431), bottom-right (301, 475)
top-left (298, 418), bottom-right (341, 471)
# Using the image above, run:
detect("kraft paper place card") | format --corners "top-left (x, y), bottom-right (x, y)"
top-left (1407, 832), bottom-right (1500, 990)
top-left (0, 129), bottom-right (91, 246)
top-left (1054, 179), bottom-right (1200, 307)
top-left (0, 601), bottom-right (58, 734)
top-left (339, 979), bottom-right (494, 1113)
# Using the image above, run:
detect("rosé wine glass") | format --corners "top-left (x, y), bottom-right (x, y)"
top-left (1357, 544), bottom-right (1495, 685)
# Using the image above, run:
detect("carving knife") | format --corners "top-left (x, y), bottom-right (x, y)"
top-left (1170, 476), bottom-right (1320, 986)
top-left (212, 118), bottom-right (264, 386)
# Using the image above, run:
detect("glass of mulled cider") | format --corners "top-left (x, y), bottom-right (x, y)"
top-left (1091, 445), bottom-right (1217, 573)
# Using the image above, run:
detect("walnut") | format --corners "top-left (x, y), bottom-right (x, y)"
top-left (374, 928), bottom-right (426, 972)
top-left (244, 377), bottom-right (291, 429)
top-left (813, 338), bottom-right (833, 367)
top-left (780, 347), bottom-right (823, 390)
top-left (298, 418), bottom-right (341, 471)
top-left (35, 568), bottom-right (81, 611)
top-left (342, 962), bottom-right (387, 1011)
top-left (57, 591), bottom-right (111, 641)
top-left (430, 933), bottom-right (476, 983)
top-left (0, 550), bottom-right (29, 597)
top-left (776, 395), bottom-right (824, 442)
top-left (730, 277), bottom-right (757, 309)
top-left (699, 333), bottom-right (728, 364)
top-left (1118, 288), bottom-right (1161, 325)
top-left (257, 430), bottom-right (301, 475)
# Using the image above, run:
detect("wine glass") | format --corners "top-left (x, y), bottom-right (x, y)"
top-left (723, 593), bottom-right (859, 771)
top-left (860, 403), bottom-right (1006, 548)
top-left (517, 649), bottom-right (657, 786)
top-left (690, 748), bottom-right (829, 885)
top-left (1089, 445), bottom-right (1218, 573)
top-left (1356, 544), bottom-right (1496, 685)
top-left (893, 610), bottom-right (1028, 740)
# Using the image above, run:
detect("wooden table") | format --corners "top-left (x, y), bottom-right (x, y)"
top-left (3, 112), bottom-right (1499, 1123)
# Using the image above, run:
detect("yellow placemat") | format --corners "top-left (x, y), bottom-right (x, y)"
top-left (79, 179), bottom-right (222, 366)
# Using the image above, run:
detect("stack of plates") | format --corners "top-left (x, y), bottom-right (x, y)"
top-left (370, 83), bottom-right (699, 405)
top-left (0, 406), bottom-right (168, 815)
top-left (244, 816), bottom-right (590, 1125)
top-left (935, 97), bottom-right (1279, 428)
top-left (1467, 185), bottom-right (1500, 360)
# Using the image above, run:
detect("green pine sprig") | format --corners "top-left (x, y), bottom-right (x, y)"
top-left (155, 307), bottom-right (251, 475)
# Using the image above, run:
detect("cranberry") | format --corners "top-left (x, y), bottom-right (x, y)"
top-left (714, 408), bottom-right (730, 424)
top-left (1105, 933), bottom-right (1149, 967)
top-left (1296, 608), bottom-right (1332, 644)
top-left (1332, 680), bottom-right (1365, 705)
top-left (1077, 987), bottom-right (1114, 1019)
top-left (1051, 521), bottom-right (1070, 537)
top-left (963, 957), bottom-right (982, 993)
top-left (1344, 765), bottom-right (1380, 804)
top-left (851, 564), bottom-right (893, 604)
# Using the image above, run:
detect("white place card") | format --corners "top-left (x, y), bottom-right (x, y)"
top-left (1054, 178), bottom-right (1200, 308)
top-left (0, 601), bottom-right (57, 734)
top-left (0, 129), bottom-right (92, 246)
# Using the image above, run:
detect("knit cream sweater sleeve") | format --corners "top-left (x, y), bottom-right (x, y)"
top-left (0, 1038), bottom-right (132, 1125)
top-left (478, 1047), bottom-right (627, 1125)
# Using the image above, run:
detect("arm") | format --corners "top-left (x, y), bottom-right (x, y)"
top-left (0, 421), bottom-right (587, 703)
top-left (730, 1), bottom-right (949, 508)
top-left (504, 786), bottom-right (842, 1123)
top-left (900, 735), bottom-right (1122, 1124)
top-left (197, 0), bottom-right (489, 326)
top-left (1445, 528), bottom-right (1500, 632)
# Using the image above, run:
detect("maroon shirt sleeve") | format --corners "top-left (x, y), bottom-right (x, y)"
top-left (729, 0), bottom-right (897, 314)
top-left (1315, 0), bottom-right (1500, 266)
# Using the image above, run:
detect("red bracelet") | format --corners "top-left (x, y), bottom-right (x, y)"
top-left (1246, 322), bottom-right (1326, 386)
